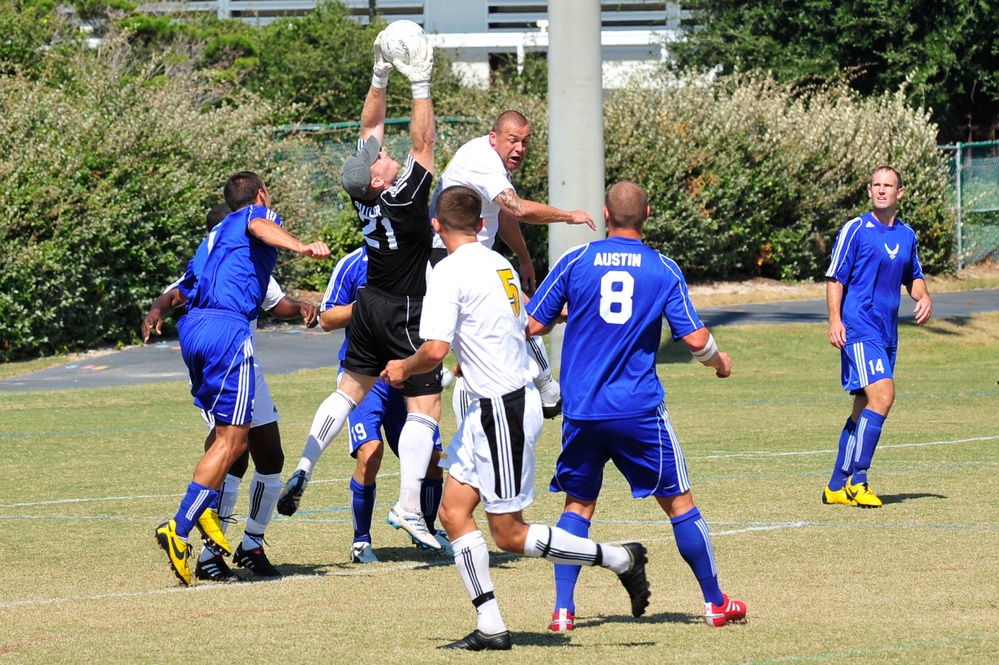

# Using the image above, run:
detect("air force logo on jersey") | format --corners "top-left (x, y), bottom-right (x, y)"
top-left (884, 243), bottom-right (899, 260)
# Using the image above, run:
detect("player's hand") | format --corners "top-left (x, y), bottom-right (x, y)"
top-left (394, 48), bottom-right (434, 85)
top-left (828, 321), bottom-right (846, 349)
top-left (300, 241), bottom-right (330, 259)
top-left (380, 359), bottom-right (409, 389)
top-left (913, 295), bottom-right (932, 325)
top-left (372, 30), bottom-right (392, 87)
top-left (519, 258), bottom-right (537, 294)
top-left (452, 363), bottom-right (462, 378)
top-left (300, 302), bottom-right (319, 329)
top-left (568, 209), bottom-right (596, 230)
top-left (556, 305), bottom-right (569, 325)
top-left (141, 310), bottom-right (163, 343)
top-left (714, 352), bottom-right (732, 378)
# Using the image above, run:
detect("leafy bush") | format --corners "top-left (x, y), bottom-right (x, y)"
top-left (603, 71), bottom-right (953, 280)
top-left (0, 32), bottom-right (329, 361)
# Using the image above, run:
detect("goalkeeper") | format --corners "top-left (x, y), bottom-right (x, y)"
top-left (279, 26), bottom-right (446, 553)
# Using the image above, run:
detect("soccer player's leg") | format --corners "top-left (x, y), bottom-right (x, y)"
top-left (348, 393), bottom-right (386, 564)
top-left (547, 418), bottom-right (611, 630)
top-left (195, 425), bottom-right (246, 582)
top-left (389, 386), bottom-right (442, 551)
top-left (526, 334), bottom-right (561, 418)
top-left (623, 402), bottom-right (744, 626)
top-left (234, 420), bottom-right (284, 577)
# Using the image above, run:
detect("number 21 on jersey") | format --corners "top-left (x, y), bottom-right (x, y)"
top-left (497, 269), bottom-right (521, 316)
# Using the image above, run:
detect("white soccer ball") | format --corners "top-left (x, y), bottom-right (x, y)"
top-left (441, 366), bottom-right (454, 389)
top-left (378, 20), bottom-right (429, 67)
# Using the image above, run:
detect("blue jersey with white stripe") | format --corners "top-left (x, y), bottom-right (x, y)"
top-left (179, 205), bottom-right (282, 320)
top-left (825, 211), bottom-right (924, 347)
top-left (527, 236), bottom-right (704, 420)
top-left (320, 246), bottom-right (368, 362)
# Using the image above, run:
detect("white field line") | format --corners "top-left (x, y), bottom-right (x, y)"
top-left (0, 521), bottom-right (812, 610)
top-left (694, 435), bottom-right (999, 460)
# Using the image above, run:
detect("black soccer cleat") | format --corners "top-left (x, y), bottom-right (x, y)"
top-left (194, 554), bottom-right (242, 583)
top-left (276, 470), bottom-right (308, 516)
top-left (233, 543), bottom-right (282, 578)
top-left (616, 542), bottom-right (651, 617)
top-left (438, 630), bottom-right (513, 651)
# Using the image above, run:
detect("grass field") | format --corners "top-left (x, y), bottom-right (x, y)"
top-left (2, 314), bottom-right (998, 664)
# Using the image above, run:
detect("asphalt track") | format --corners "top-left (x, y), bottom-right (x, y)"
top-left (2, 289), bottom-right (997, 393)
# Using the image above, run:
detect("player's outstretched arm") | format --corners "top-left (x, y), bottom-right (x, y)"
top-left (498, 210), bottom-right (535, 292)
top-left (319, 303), bottom-right (353, 332)
top-left (142, 288), bottom-right (186, 343)
top-left (826, 279), bottom-right (847, 349)
top-left (907, 278), bottom-right (933, 324)
top-left (682, 327), bottom-right (731, 378)
top-left (269, 296), bottom-right (318, 328)
top-left (247, 218), bottom-right (330, 259)
top-left (494, 188), bottom-right (595, 230)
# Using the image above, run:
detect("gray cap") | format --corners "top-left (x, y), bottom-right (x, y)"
top-left (340, 136), bottom-right (381, 200)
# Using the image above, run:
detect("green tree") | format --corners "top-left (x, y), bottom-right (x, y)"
top-left (674, 0), bottom-right (999, 142)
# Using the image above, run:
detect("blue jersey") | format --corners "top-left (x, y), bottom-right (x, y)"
top-left (320, 246), bottom-right (368, 362)
top-left (527, 236), bottom-right (704, 420)
top-left (826, 211), bottom-right (924, 347)
top-left (179, 205), bottom-right (282, 320)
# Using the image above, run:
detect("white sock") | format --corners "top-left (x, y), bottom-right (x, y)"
top-left (296, 390), bottom-right (356, 476)
top-left (396, 413), bottom-right (438, 513)
top-left (199, 474), bottom-right (241, 563)
top-left (523, 524), bottom-right (631, 573)
top-left (243, 471), bottom-right (281, 543)
top-left (452, 530), bottom-right (506, 635)
top-left (527, 336), bottom-right (560, 404)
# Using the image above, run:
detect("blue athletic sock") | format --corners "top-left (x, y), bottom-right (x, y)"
top-left (851, 409), bottom-right (886, 486)
top-left (829, 417), bottom-right (857, 491)
top-left (421, 476), bottom-right (444, 532)
top-left (350, 477), bottom-right (376, 543)
top-left (671, 507), bottom-right (724, 606)
top-left (553, 511), bottom-right (590, 614)
top-left (173, 482), bottom-right (219, 540)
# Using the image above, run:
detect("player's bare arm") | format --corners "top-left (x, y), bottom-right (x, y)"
top-left (527, 314), bottom-right (555, 338)
top-left (247, 218), bottom-right (330, 259)
top-left (319, 303), bottom-right (354, 332)
top-left (907, 278), bottom-right (933, 324)
top-left (142, 289), bottom-right (186, 342)
top-left (381, 339), bottom-right (450, 388)
top-left (269, 296), bottom-right (319, 329)
top-left (826, 279), bottom-right (847, 349)
top-left (359, 84), bottom-right (387, 147)
top-left (683, 327), bottom-right (731, 378)
top-left (498, 210), bottom-right (536, 292)
top-left (494, 188), bottom-right (595, 230)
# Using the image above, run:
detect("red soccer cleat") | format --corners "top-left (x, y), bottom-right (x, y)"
top-left (548, 608), bottom-right (575, 632)
top-left (704, 594), bottom-right (746, 627)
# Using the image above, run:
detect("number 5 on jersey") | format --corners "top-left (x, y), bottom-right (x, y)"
top-left (498, 269), bottom-right (521, 316)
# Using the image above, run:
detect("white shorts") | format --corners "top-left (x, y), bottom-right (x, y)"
top-left (201, 357), bottom-right (279, 429)
top-left (440, 383), bottom-right (543, 514)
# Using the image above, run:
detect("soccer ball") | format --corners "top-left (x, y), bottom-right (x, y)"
top-left (378, 20), bottom-right (430, 67)
top-left (441, 366), bottom-right (454, 389)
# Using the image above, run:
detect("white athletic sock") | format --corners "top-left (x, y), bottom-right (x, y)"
top-left (296, 390), bottom-right (357, 476)
top-left (243, 471), bottom-right (282, 543)
top-left (523, 524), bottom-right (631, 573)
top-left (452, 530), bottom-right (506, 635)
top-left (199, 474), bottom-right (241, 563)
top-left (396, 413), bottom-right (438, 513)
top-left (527, 336), bottom-right (560, 404)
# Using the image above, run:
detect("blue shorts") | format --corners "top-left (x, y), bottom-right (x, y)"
top-left (345, 373), bottom-right (443, 458)
top-left (552, 401), bottom-right (690, 500)
top-left (179, 309), bottom-right (254, 426)
top-left (841, 340), bottom-right (896, 393)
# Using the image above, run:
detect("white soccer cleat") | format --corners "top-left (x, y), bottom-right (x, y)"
top-left (350, 541), bottom-right (378, 564)
top-left (387, 504), bottom-right (442, 551)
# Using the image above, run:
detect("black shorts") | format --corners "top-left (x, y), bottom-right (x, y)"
top-left (344, 286), bottom-right (442, 397)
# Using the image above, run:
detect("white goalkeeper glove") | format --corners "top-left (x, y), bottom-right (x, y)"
top-left (394, 48), bottom-right (433, 99)
top-left (372, 31), bottom-right (393, 89)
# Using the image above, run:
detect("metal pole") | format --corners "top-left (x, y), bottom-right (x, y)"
top-left (956, 142), bottom-right (963, 272)
top-left (546, 0), bottom-right (605, 370)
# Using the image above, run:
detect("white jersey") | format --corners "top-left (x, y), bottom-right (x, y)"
top-left (420, 242), bottom-right (534, 399)
top-left (430, 135), bottom-right (513, 250)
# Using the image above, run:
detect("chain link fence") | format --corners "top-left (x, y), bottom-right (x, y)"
top-left (940, 140), bottom-right (999, 270)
